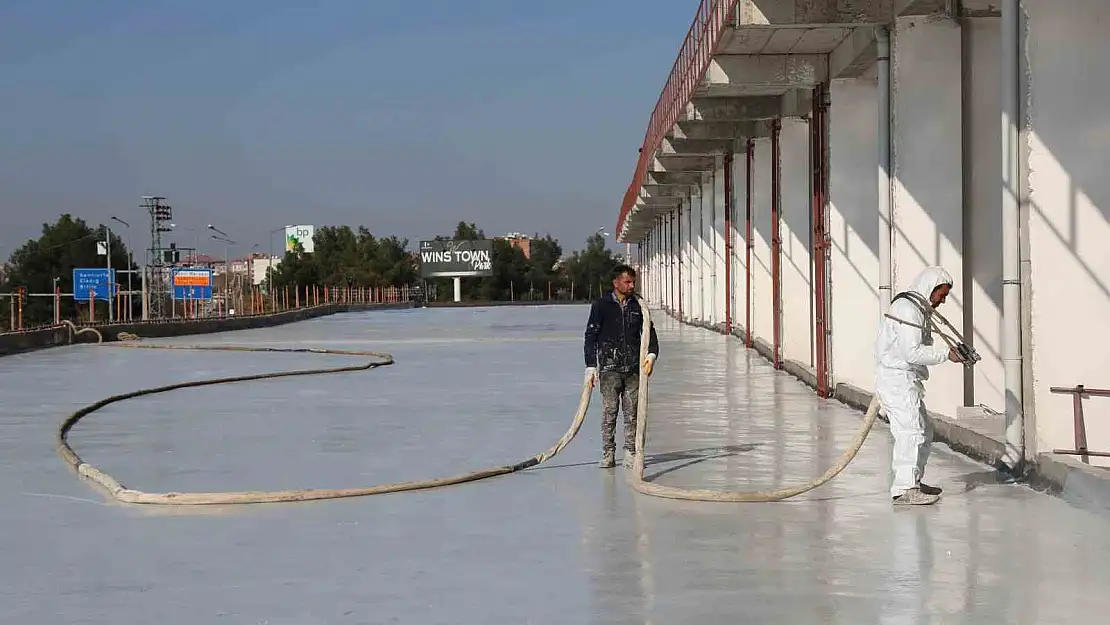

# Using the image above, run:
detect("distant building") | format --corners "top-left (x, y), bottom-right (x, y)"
top-left (498, 232), bottom-right (531, 259)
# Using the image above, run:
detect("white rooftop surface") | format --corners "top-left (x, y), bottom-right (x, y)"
top-left (2, 305), bottom-right (1108, 624)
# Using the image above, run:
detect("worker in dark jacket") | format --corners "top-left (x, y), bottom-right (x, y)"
top-left (583, 264), bottom-right (660, 469)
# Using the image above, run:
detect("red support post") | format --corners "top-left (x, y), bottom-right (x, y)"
top-left (771, 118), bottom-right (783, 369)
top-left (723, 150), bottom-right (733, 335)
top-left (811, 83), bottom-right (832, 397)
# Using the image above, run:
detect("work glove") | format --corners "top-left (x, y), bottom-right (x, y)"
top-left (643, 353), bottom-right (657, 377)
top-left (585, 367), bottom-right (598, 388)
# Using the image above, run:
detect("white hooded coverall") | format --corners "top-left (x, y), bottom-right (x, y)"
top-left (874, 266), bottom-right (954, 498)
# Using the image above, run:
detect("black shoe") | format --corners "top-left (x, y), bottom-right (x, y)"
top-left (918, 483), bottom-right (943, 496)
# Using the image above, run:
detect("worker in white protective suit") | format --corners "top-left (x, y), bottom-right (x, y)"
top-left (874, 265), bottom-right (964, 506)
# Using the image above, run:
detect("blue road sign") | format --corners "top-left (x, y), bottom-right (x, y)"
top-left (171, 268), bottom-right (214, 301)
top-left (73, 268), bottom-right (116, 301)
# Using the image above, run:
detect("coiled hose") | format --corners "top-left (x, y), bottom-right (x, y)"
top-left (56, 306), bottom-right (883, 506)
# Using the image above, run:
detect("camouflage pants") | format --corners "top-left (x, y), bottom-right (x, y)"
top-left (599, 370), bottom-right (640, 455)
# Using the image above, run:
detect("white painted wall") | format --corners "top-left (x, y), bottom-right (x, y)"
top-left (701, 173), bottom-right (717, 325)
top-left (683, 200), bottom-right (693, 319)
top-left (692, 193), bottom-right (701, 321)
top-left (779, 117), bottom-right (813, 366)
top-left (828, 77), bottom-right (880, 392)
top-left (892, 15), bottom-right (965, 417)
top-left (733, 147), bottom-right (750, 336)
top-left (669, 211), bottom-right (678, 311)
top-left (713, 161), bottom-right (728, 327)
top-left (752, 138), bottom-right (774, 344)
top-left (1026, 0), bottom-right (1110, 461)
top-left (964, 18), bottom-right (1005, 414)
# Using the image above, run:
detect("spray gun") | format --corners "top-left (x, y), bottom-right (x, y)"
top-left (887, 291), bottom-right (980, 368)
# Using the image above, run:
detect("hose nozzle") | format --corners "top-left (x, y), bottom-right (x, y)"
top-left (954, 342), bottom-right (981, 366)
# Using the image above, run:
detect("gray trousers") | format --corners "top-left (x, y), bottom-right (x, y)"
top-left (599, 370), bottom-right (640, 454)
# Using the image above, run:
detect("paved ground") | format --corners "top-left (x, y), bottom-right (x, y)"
top-left (1, 305), bottom-right (1108, 624)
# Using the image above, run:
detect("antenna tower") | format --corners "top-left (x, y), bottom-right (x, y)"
top-left (143, 196), bottom-right (173, 319)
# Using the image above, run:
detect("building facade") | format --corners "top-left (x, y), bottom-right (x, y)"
top-left (619, 0), bottom-right (1110, 467)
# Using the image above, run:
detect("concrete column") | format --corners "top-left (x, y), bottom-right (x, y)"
top-left (713, 160), bottom-right (727, 328)
top-left (752, 137), bottom-right (774, 345)
top-left (779, 117), bottom-right (814, 366)
top-left (703, 171), bottom-right (717, 325)
top-left (963, 17), bottom-right (1005, 415)
top-left (827, 77), bottom-right (880, 392)
top-left (733, 145), bottom-right (749, 338)
top-left (696, 186), bottom-right (707, 322)
top-left (687, 197), bottom-right (696, 320)
top-left (671, 210), bottom-right (678, 314)
top-left (892, 15), bottom-right (965, 415)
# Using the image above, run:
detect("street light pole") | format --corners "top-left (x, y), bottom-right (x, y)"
top-left (105, 224), bottom-right (114, 322)
top-left (210, 228), bottom-right (237, 315)
top-left (268, 224), bottom-right (292, 294)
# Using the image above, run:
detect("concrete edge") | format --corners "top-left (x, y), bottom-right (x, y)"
top-left (425, 300), bottom-right (587, 308)
top-left (0, 302), bottom-right (416, 358)
top-left (1028, 453), bottom-right (1110, 516)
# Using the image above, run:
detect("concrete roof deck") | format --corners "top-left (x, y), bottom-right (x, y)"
top-left (6, 306), bottom-right (1110, 622)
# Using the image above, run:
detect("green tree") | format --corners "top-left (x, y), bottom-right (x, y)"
top-left (0, 214), bottom-right (137, 326)
top-left (266, 225), bottom-right (418, 292)
top-left (559, 233), bottom-right (621, 300)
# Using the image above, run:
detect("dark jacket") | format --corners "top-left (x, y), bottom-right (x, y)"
top-left (583, 291), bottom-right (660, 373)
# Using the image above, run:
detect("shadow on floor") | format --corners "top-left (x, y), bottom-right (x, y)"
top-left (523, 444), bottom-right (759, 476)
top-left (643, 444), bottom-right (760, 481)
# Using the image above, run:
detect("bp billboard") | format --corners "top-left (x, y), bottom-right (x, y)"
top-left (285, 225), bottom-right (315, 254)
top-left (419, 240), bottom-right (494, 278)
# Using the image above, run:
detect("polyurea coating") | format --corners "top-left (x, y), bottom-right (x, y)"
top-left (52, 303), bottom-right (947, 506)
top-left (7, 307), bottom-right (1110, 624)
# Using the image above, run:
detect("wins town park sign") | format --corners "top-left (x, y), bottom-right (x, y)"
top-left (418, 240), bottom-right (494, 278)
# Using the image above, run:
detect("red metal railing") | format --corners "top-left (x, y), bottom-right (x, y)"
top-left (616, 0), bottom-right (739, 239)
top-left (1051, 385), bottom-right (1110, 462)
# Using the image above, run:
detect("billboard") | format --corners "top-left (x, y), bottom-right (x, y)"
top-left (419, 239), bottom-right (494, 278)
top-left (285, 225), bottom-right (315, 254)
top-left (171, 268), bottom-right (214, 301)
top-left (73, 268), bottom-right (116, 301)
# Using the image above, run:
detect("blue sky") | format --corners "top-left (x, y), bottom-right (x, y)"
top-left (0, 0), bottom-right (697, 259)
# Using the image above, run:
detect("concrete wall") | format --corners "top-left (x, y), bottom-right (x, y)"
top-left (964, 17), bottom-right (1005, 413)
top-left (682, 202), bottom-right (693, 318)
top-left (827, 77), bottom-right (880, 393)
top-left (732, 148), bottom-right (749, 335)
top-left (697, 188), bottom-right (710, 323)
top-left (1026, 0), bottom-right (1110, 462)
top-left (891, 14), bottom-right (965, 416)
top-left (780, 117), bottom-right (813, 366)
top-left (712, 161), bottom-right (728, 326)
top-left (752, 138), bottom-right (774, 344)
top-left (0, 303), bottom-right (414, 358)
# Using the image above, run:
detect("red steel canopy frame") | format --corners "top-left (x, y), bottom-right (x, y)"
top-left (616, 0), bottom-right (740, 240)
